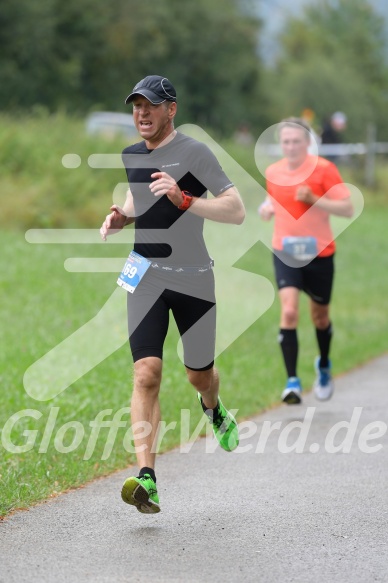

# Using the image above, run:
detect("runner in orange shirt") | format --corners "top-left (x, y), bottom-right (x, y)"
top-left (259, 117), bottom-right (353, 404)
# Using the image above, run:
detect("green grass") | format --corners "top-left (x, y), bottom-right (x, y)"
top-left (0, 114), bottom-right (388, 516)
top-left (0, 111), bottom-right (131, 229)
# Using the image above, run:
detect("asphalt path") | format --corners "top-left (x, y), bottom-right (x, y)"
top-left (1, 355), bottom-right (388, 583)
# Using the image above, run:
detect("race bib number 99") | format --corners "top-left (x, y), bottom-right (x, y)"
top-left (117, 251), bottom-right (151, 293)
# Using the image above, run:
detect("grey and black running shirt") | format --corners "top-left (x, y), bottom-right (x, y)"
top-left (122, 132), bottom-right (233, 266)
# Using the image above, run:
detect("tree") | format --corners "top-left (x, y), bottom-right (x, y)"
top-left (266, 0), bottom-right (388, 140)
top-left (0, 0), bottom-right (113, 110)
top-left (0, 0), bottom-right (266, 136)
top-left (101, 0), bottom-right (265, 135)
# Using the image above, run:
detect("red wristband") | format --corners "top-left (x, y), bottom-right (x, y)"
top-left (178, 190), bottom-right (193, 211)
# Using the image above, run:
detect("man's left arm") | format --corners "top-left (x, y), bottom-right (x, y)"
top-left (149, 171), bottom-right (245, 225)
top-left (188, 187), bottom-right (245, 225)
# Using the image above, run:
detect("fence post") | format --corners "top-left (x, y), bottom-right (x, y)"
top-left (365, 123), bottom-right (377, 187)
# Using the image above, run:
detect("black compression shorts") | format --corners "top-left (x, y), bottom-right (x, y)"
top-left (273, 252), bottom-right (334, 305)
top-left (127, 267), bottom-right (216, 370)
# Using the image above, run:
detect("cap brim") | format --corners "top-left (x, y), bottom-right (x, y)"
top-left (125, 89), bottom-right (166, 105)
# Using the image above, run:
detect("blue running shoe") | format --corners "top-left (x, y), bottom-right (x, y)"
top-left (313, 357), bottom-right (334, 401)
top-left (281, 376), bottom-right (302, 405)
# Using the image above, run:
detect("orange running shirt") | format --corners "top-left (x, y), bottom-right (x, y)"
top-left (265, 155), bottom-right (350, 257)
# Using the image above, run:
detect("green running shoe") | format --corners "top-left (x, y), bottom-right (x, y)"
top-left (198, 394), bottom-right (239, 452)
top-left (121, 474), bottom-right (160, 514)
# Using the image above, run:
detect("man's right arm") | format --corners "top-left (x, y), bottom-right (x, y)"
top-left (100, 188), bottom-right (135, 241)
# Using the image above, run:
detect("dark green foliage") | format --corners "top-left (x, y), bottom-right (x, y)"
top-left (0, 0), bottom-right (265, 136)
top-left (268, 0), bottom-right (388, 140)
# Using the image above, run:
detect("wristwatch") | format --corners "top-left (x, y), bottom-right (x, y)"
top-left (178, 190), bottom-right (193, 211)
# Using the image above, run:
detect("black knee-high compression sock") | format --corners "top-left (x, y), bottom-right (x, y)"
top-left (316, 323), bottom-right (333, 368)
top-left (278, 328), bottom-right (298, 378)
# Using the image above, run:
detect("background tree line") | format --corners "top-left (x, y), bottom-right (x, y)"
top-left (1, 0), bottom-right (387, 139)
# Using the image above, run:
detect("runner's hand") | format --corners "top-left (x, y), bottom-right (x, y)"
top-left (295, 185), bottom-right (317, 205)
top-left (100, 205), bottom-right (127, 241)
top-left (149, 172), bottom-right (184, 207)
top-left (258, 200), bottom-right (274, 221)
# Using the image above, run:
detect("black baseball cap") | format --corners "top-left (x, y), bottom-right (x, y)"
top-left (125, 75), bottom-right (177, 105)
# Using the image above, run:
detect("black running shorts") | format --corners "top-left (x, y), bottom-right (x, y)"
top-left (273, 252), bottom-right (334, 305)
top-left (127, 267), bottom-right (216, 370)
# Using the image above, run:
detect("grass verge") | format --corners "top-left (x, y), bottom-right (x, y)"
top-left (1, 115), bottom-right (388, 516)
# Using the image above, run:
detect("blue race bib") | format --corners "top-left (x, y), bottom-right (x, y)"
top-left (282, 236), bottom-right (318, 261)
top-left (117, 251), bottom-right (151, 293)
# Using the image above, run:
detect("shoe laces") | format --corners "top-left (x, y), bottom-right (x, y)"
top-left (286, 377), bottom-right (301, 390)
top-left (212, 409), bottom-right (230, 433)
top-left (140, 474), bottom-right (157, 492)
top-left (319, 368), bottom-right (331, 387)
